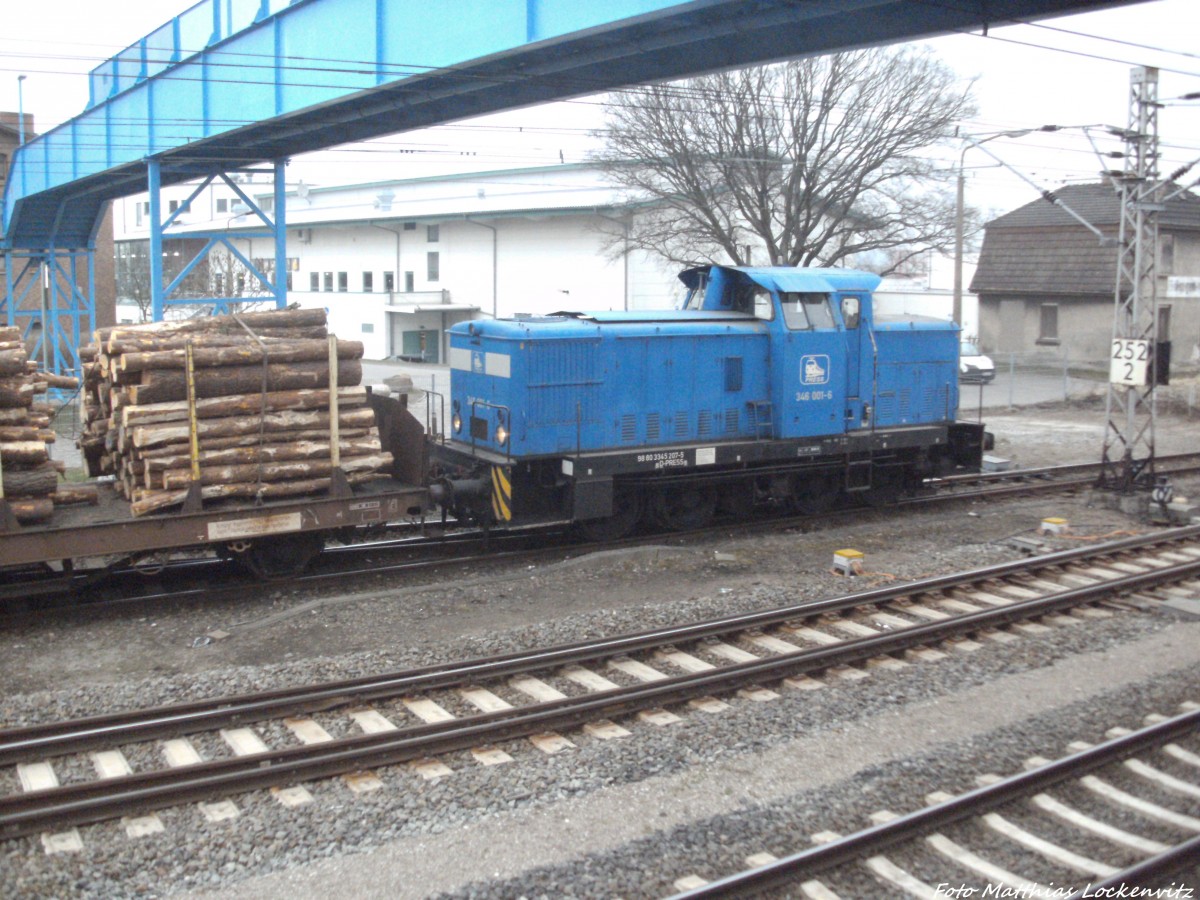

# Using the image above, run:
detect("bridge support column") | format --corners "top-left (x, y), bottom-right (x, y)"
top-left (2, 247), bottom-right (94, 383)
top-left (147, 159), bottom-right (289, 320)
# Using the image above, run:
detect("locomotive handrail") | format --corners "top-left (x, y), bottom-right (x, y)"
top-left (468, 399), bottom-right (512, 463)
top-left (424, 389), bottom-right (447, 443)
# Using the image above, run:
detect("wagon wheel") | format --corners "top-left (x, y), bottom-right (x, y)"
top-left (233, 533), bottom-right (325, 580)
top-left (790, 473), bottom-right (841, 516)
top-left (577, 489), bottom-right (643, 543)
top-left (652, 486), bottom-right (716, 531)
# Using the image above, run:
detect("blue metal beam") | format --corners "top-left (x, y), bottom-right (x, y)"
top-left (2, 0), bottom-right (1143, 251)
top-left (148, 161), bottom-right (289, 317)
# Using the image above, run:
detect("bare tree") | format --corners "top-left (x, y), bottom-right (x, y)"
top-left (206, 244), bottom-right (273, 303)
top-left (596, 48), bottom-right (976, 273)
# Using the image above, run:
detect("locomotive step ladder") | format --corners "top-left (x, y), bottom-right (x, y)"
top-left (845, 456), bottom-right (873, 492)
top-left (747, 400), bottom-right (773, 439)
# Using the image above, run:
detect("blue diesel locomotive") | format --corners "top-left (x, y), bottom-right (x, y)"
top-left (432, 265), bottom-right (987, 539)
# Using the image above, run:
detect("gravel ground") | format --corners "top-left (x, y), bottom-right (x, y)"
top-left (1, 402), bottom-right (1199, 898)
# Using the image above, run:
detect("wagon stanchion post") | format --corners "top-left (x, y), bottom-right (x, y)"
top-left (327, 333), bottom-right (352, 498)
top-left (180, 341), bottom-right (204, 513)
top-left (0, 448), bottom-right (20, 531)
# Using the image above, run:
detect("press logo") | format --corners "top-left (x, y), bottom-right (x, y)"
top-left (800, 354), bottom-right (830, 386)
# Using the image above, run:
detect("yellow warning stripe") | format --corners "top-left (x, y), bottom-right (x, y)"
top-left (491, 466), bottom-right (512, 521)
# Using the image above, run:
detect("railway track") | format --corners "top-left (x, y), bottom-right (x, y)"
top-left (667, 704), bottom-right (1200, 897)
top-left (2, 525), bottom-right (1199, 848)
top-left (6, 451), bottom-right (1200, 615)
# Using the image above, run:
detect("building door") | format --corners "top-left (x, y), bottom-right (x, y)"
top-left (402, 329), bottom-right (439, 363)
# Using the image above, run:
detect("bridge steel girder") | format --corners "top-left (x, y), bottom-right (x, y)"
top-left (2, 0), bottom-right (1143, 251)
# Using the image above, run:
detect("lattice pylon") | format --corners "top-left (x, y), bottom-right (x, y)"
top-left (1099, 67), bottom-right (1160, 491)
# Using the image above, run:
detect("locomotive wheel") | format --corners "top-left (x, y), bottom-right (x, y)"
top-left (790, 474), bottom-right (840, 515)
top-left (234, 533), bottom-right (324, 579)
top-left (652, 486), bottom-right (716, 531)
top-left (577, 490), bottom-right (642, 542)
top-left (717, 481), bottom-right (755, 518)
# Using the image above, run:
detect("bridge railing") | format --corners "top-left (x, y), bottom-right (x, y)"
top-left (87, 0), bottom-right (294, 108)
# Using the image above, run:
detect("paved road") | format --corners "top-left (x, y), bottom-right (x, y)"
top-left (958, 369), bottom-right (1105, 414)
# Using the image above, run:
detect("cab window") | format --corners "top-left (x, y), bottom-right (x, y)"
top-left (841, 296), bottom-right (861, 329)
top-left (753, 291), bottom-right (774, 321)
top-left (731, 284), bottom-right (773, 320)
top-left (781, 292), bottom-right (835, 330)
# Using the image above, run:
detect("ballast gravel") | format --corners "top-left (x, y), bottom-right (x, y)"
top-left (2, 606), bottom-right (1198, 898)
top-left (1, 404), bottom-right (1199, 898)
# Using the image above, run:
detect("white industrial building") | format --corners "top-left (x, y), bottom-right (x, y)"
top-left (112, 164), bottom-right (682, 361)
top-left (112, 162), bottom-right (978, 360)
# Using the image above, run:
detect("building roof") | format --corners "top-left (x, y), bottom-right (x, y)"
top-left (984, 182), bottom-right (1200, 231)
top-left (970, 228), bottom-right (1118, 296)
top-left (971, 182), bottom-right (1200, 297)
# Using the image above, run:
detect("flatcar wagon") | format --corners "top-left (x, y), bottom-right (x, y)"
top-left (0, 393), bottom-right (429, 586)
top-left (433, 265), bottom-right (987, 539)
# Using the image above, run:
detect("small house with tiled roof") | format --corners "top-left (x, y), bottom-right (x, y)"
top-left (970, 182), bottom-right (1200, 366)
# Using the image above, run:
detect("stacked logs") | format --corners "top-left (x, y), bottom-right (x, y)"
top-left (0, 326), bottom-right (90, 524)
top-left (77, 307), bottom-right (394, 517)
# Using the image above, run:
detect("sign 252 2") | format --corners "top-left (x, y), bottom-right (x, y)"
top-left (1110, 338), bottom-right (1151, 387)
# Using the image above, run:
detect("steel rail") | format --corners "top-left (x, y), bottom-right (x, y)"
top-left (668, 707), bottom-right (1200, 898)
top-left (929, 450), bottom-right (1200, 486)
top-left (2, 556), bottom-right (1199, 841)
top-left (7, 452), bottom-right (1199, 611)
top-left (2, 525), bottom-right (1198, 767)
top-left (1064, 834), bottom-right (1200, 899)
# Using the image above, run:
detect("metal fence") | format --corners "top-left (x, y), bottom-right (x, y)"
top-left (956, 349), bottom-right (1200, 420)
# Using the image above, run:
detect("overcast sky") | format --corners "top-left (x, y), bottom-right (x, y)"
top-left (1, 0), bottom-right (1197, 217)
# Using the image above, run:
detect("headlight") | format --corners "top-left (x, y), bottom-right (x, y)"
top-left (495, 424), bottom-right (509, 446)
top-left (452, 413), bottom-right (462, 433)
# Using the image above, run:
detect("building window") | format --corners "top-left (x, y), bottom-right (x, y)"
top-left (168, 200), bottom-right (179, 213)
top-left (1160, 234), bottom-right (1174, 274)
top-left (426, 253), bottom-right (439, 282)
top-left (1037, 303), bottom-right (1059, 344)
top-left (216, 198), bottom-right (229, 214)
top-left (405, 271), bottom-right (414, 292)
top-left (323, 272), bottom-right (333, 292)
top-left (286, 272), bottom-right (293, 291)
top-left (310, 272), bottom-right (319, 291)
top-left (403, 222), bottom-right (416, 231)
top-left (362, 323), bottom-right (375, 334)
top-left (261, 196), bottom-right (274, 212)
top-left (383, 272), bottom-right (395, 292)
top-left (362, 272), bottom-right (374, 292)
top-left (1158, 305), bottom-right (1171, 341)
top-left (337, 272), bottom-right (348, 292)
top-left (427, 224), bottom-right (439, 242)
